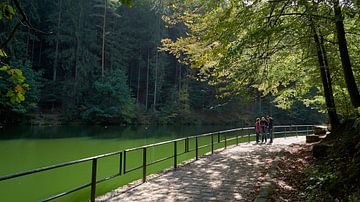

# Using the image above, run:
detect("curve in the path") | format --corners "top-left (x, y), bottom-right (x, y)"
top-left (97, 136), bottom-right (306, 202)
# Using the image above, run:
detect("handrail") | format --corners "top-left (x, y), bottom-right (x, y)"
top-left (0, 124), bottom-right (315, 202)
top-left (0, 150), bottom-right (123, 181)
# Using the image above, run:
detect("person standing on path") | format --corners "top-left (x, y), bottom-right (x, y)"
top-left (260, 117), bottom-right (268, 143)
top-left (255, 118), bottom-right (261, 143)
top-left (267, 115), bottom-right (273, 144)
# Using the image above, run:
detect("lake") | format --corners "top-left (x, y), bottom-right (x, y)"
top-left (0, 125), bottom-right (244, 202)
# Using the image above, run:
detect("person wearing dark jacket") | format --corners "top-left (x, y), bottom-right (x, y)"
top-left (267, 115), bottom-right (273, 143)
top-left (260, 117), bottom-right (268, 143)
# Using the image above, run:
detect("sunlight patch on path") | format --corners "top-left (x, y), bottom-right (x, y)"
top-left (97, 136), bottom-right (306, 202)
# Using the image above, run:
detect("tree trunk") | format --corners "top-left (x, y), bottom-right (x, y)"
top-left (320, 35), bottom-right (338, 122)
top-left (26, 31), bottom-right (30, 57)
top-left (333, 0), bottom-right (360, 108)
top-left (312, 26), bottom-right (339, 128)
top-left (153, 16), bottom-right (161, 111)
top-left (31, 38), bottom-right (35, 64)
top-left (128, 65), bottom-right (132, 89)
top-left (101, 0), bottom-right (107, 78)
top-left (145, 48), bottom-right (150, 110)
top-left (153, 49), bottom-right (158, 111)
top-left (258, 92), bottom-right (262, 115)
top-left (136, 54), bottom-right (141, 104)
top-left (178, 64), bottom-right (182, 94)
top-left (73, 1), bottom-right (83, 105)
top-left (53, 0), bottom-right (62, 82)
top-left (38, 40), bottom-right (42, 66)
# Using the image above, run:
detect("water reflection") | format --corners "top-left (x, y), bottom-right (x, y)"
top-left (0, 125), bottom-right (239, 140)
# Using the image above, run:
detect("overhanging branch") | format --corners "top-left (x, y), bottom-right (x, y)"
top-left (267, 12), bottom-right (334, 21)
top-left (1, 0), bottom-right (52, 49)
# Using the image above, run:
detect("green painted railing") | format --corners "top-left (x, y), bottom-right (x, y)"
top-left (0, 125), bottom-right (315, 202)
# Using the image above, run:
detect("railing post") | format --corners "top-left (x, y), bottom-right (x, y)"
top-left (284, 127), bottom-right (287, 138)
top-left (296, 126), bottom-right (298, 137)
top-left (273, 127), bottom-right (275, 140)
top-left (123, 150), bottom-right (127, 174)
top-left (90, 159), bottom-right (97, 202)
top-left (248, 129), bottom-right (250, 143)
top-left (185, 137), bottom-right (189, 153)
top-left (236, 134), bottom-right (239, 146)
top-left (142, 147), bottom-right (147, 183)
top-left (312, 125), bottom-right (315, 134)
top-left (174, 141), bottom-right (177, 169)
top-left (195, 136), bottom-right (199, 160)
top-left (217, 132), bottom-right (220, 143)
top-left (119, 152), bottom-right (122, 175)
top-left (211, 134), bottom-right (214, 154)
top-left (306, 126), bottom-right (309, 135)
top-left (224, 134), bottom-right (227, 149)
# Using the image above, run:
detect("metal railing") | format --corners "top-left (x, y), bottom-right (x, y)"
top-left (0, 125), bottom-right (314, 202)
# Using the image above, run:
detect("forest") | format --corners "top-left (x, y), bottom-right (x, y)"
top-left (1, 1), bottom-right (360, 201)
top-left (0, 0), bottom-right (359, 126)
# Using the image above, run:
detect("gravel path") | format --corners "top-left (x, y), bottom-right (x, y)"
top-left (97, 136), bottom-right (306, 202)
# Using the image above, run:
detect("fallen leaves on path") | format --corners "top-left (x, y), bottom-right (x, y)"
top-left (271, 144), bottom-right (314, 202)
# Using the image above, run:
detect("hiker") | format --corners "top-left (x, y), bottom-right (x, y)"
top-left (255, 118), bottom-right (261, 143)
top-left (267, 115), bottom-right (273, 144)
top-left (260, 117), bottom-right (268, 143)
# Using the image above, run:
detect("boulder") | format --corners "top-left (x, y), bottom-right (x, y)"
top-left (313, 143), bottom-right (333, 158)
top-left (314, 126), bottom-right (327, 135)
top-left (306, 135), bottom-right (321, 143)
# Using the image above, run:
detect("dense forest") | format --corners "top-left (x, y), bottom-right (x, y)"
top-left (2, 0), bottom-right (359, 126)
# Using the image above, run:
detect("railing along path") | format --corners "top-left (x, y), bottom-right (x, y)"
top-left (0, 125), bottom-right (315, 201)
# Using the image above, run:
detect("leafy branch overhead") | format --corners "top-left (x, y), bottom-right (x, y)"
top-left (120, 0), bottom-right (133, 7)
top-left (161, 0), bottom-right (360, 120)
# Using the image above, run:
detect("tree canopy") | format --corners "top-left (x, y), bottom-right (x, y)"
top-left (162, 0), bottom-right (360, 125)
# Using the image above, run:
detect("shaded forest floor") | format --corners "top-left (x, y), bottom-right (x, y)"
top-left (270, 118), bottom-right (360, 201)
top-left (269, 144), bottom-right (314, 201)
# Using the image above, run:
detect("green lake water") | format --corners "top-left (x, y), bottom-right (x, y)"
top-left (0, 125), bottom-right (247, 202)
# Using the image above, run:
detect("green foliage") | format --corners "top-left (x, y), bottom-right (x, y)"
top-left (303, 119), bottom-right (360, 200)
top-left (119, 0), bottom-right (133, 7)
top-left (0, 65), bottom-right (27, 104)
top-left (158, 87), bottom-right (200, 125)
top-left (0, 49), bottom-right (7, 57)
top-left (161, 0), bottom-right (360, 119)
top-left (356, 107), bottom-right (360, 116)
top-left (0, 0), bottom-right (327, 125)
top-left (0, 3), bottom-right (16, 20)
top-left (81, 69), bottom-right (135, 123)
top-left (0, 61), bottom-right (41, 114)
top-left (304, 165), bottom-right (340, 199)
top-left (349, 191), bottom-right (360, 202)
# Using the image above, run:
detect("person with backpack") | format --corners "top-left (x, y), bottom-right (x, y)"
top-left (260, 117), bottom-right (268, 143)
top-left (267, 115), bottom-right (273, 144)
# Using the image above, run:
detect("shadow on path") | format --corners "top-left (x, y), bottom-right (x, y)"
top-left (97, 136), bottom-right (305, 202)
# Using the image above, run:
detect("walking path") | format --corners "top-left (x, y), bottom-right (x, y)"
top-left (97, 136), bottom-right (306, 202)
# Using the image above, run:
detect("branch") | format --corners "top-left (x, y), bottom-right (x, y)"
top-left (1, 0), bottom-right (53, 49)
top-left (12, 0), bottom-right (52, 35)
top-left (269, 0), bottom-right (291, 26)
top-left (0, 22), bottom-right (22, 49)
top-left (267, 12), bottom-right (334, 21)
top-left (346, 31), bottom-right (360, 36)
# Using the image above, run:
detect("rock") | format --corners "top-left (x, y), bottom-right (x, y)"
top-left (306, 135), bottom-right (321, 143)
top-left (255, 180), bottom-right (274, 202)
top-left (314, 126), bottom-right (327, 135)
top-left (313, 143), bottom-right (333, 158)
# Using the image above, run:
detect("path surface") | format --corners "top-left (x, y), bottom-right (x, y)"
top-left (97, 136), bottom-right (306, 202)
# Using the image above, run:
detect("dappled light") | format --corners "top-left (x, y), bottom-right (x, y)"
top-left (1, 0), bottom-right (359, 201)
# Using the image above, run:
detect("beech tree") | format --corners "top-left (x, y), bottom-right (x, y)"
top-left (162, 0), bottom-right (360, 127)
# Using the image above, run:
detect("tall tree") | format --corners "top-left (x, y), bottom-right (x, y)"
top-left (333, 0), bottom-right (360, 108)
